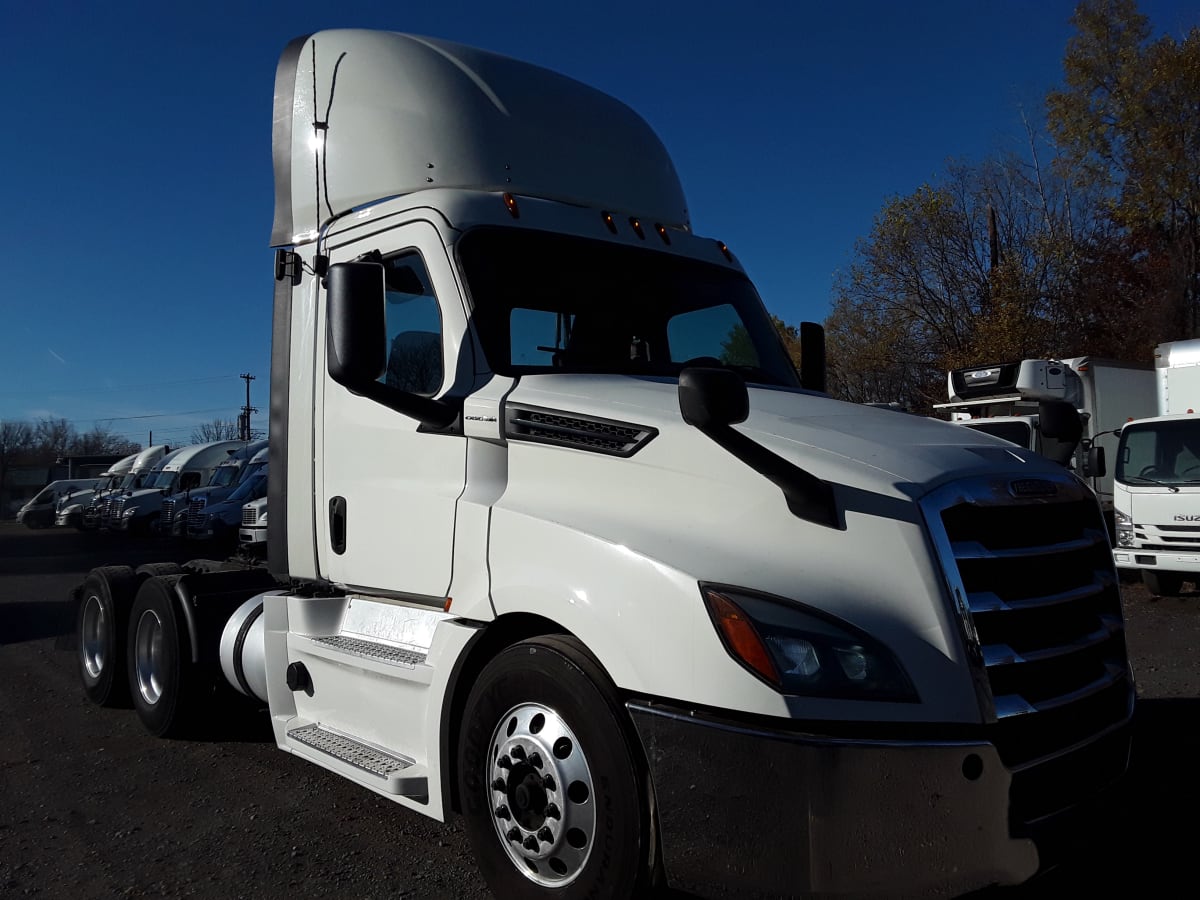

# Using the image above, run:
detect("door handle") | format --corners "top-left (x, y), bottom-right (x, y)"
top-left (329, 496), bottom-right (347, 555)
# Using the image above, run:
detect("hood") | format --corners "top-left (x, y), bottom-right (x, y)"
top-left (1124, 483), bottom-right (1200, 526)
top-left (505, 374), bottom-right (1062, 500)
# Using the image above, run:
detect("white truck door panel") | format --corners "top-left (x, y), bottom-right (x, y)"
top-left (318, 219), bottom-right (468, 599)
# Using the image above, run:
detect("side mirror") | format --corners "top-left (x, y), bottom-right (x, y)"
top-left (679, 367), bottom-right (749, 429)
top-left (327, 261), bottom-right (387, 390)
top-left (1085, 445), bottom-right (1106, 478)
top-left (324, 261), bottom-right (458, 429)
top-left (799, 322), bottom-right (826, 393)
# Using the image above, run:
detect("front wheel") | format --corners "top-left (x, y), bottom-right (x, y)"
top-left (1142, 570), bottom-right (1185, 596)
top-left (458, 636), bottom-right (649, 899)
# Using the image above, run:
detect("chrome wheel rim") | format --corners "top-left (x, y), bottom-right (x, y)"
top-left (487, 703), bottom-right (595, 887)
top-left (81, 594), bottom-right (106, 679)
top-left (134, 609), bottom-right (165, 705)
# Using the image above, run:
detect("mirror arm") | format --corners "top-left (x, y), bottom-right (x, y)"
top-left (349, 380), bottom-right (461, 429)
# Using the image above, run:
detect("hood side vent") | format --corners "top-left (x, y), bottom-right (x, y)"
top-left (505, 405), bottom-right (657, 457)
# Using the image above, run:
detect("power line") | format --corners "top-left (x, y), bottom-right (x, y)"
top-left (0, 375), bottom-right (241, 398)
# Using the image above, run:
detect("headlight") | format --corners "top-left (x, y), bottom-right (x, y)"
top-left (1114, 509), bottom-right (1134, 548)
top-left (260, 511), bottom-right (268, 524)
top-left (702, 585), bottom-right (918, 702)
top-left (123, 508), bottom-right (137, 518)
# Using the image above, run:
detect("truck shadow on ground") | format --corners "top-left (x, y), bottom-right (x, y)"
top-left (0, 599), bottom-right (78, 644)
top-left (978, 696), bottom-right (1200, 897)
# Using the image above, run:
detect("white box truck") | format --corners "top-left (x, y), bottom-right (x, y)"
top-left (937, 357), bottom-right (1155, 529)
top-left (1113, 339), bottom-right (1200, 594)
top-left (73, 30), bottom-right (1134, 898)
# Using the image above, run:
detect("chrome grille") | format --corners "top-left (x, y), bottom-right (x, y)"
top-left (106, 497), bottom-right (126, 527)
top-left (187, 496), bottom-right (208, 529)
top-left (161, 498), bottom-right (178, 531)
top-left (923, 474), bottom-right (1133, 823)
top-left (242, 506), bottom-right (257, 526)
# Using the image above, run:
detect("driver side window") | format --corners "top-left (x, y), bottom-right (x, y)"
top-left (379, 252), bottom-right (443, 396)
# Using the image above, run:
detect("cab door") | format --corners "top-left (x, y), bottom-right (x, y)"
top-left (318, 218), bottom-right (469, 601)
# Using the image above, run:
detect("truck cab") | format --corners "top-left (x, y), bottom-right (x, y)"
top-left (186, 449), bottom-right (269, 542)
top-left (56, 452), bottom-right (139, 529)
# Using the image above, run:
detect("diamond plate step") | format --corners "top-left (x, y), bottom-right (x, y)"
top-left (287, 724), bottom-right (427, 798)
top-left (311, 635), bottom-right (428, 666)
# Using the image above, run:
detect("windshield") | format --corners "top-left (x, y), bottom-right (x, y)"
top-left (229, 470), bottom-right (268, 503)
top-left (209, 465), bottom-right (240, 487)
top-left (458, 227), bottom-right (801, 387)
top-left (1117, 420), bottom-right (1200, 485)
top-left (150, 470), bottom-right (178, 491)
top-left (237, 460), bottom-right (267, 485)
top-left (31, 488), bottom-right (54, 505)
top-left (963, 420), bottom-right (1033, 449)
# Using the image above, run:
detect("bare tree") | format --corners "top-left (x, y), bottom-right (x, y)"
top-left (191, 418), bottom-right (239, 443)
top-left (0, 420), bottom-right (35, 517)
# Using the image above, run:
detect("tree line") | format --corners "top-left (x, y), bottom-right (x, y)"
top-left (0, 418), bottom-right (143, 509)
top-left (813, 0), bottom-right (1199, 413)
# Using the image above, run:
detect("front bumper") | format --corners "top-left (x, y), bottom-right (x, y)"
top-left (630, 700), bottom-right (1043, 899)
top-left (1113, 547), bottom-right (1200, 572)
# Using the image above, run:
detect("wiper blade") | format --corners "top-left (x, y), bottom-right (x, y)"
top-left (1124, 475), bottom-right (1180, 493)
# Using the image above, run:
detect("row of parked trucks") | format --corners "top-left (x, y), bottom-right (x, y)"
top-left (45, 439), bottom-right (269, 547)
top-left (66, 29), bottom-right (1137, 900)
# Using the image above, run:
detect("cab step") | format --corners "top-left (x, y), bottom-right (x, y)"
top-left (288, 723), bottom-right (428, 799)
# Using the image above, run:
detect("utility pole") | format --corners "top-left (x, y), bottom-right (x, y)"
top-left (239, 373), bottom-right (258, 441)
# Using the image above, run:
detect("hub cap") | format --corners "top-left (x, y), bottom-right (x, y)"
top-left (487, 703), bottom-right (595, 887)
top-left (80, 594), bottom-right (107, 679)
top-left (133, 609), bottom-right (165, 705)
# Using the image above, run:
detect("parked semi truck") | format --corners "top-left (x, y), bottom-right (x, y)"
top-left (1113, 339), bottom-right (1200, 594)
top-left (55, 451), bottom-right (140, 529)
top-left (87, 444), bottom-right (171, 530)
top-left (108, 440), bottom-right (245, 534)
top-left (74, 31), bottom-right (1133, 899)
top-left (936, 357), bottom-right (1155, 528)
top-left (162, 439), bottom-right (268, 536)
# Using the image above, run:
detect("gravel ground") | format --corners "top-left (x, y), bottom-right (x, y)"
top-left (1, 523), bottom-right (1198, 898)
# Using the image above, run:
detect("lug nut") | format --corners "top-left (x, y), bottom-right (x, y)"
top-left (491, 777), bottom-right (507, 791)
top-left (542, 774), bottom-right (556, 792)
top-left (506, 827), bottom-right (521, 842)
top-left (511, 745), bottom-right (526, 762)
top-left (523, 835), bottom-right (539, 851)
top-left (495, 805), bottom-right (510, 820)
top-left (497, 754), bottom-right (511, 769)
top-left (538, 827), bottom-right (554, 843)
top-left (545, 802), bottom-right (561, 820)
top-left (529, 752), bottom-right (543, 769)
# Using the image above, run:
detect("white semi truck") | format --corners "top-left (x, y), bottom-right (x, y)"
top-left (74, 30), bottom-right (1134, 899)
top-left (936, 357), bottom-right (1155, 529)
top-left (1113, 339), bottom-right (1200, 594)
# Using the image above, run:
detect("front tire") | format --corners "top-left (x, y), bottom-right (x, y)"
top-left (458, 636), bottom-right (648, 899)
top-left (1142, 570), bottom-right (1185, 596)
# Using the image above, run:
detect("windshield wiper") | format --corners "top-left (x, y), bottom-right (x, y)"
top-left (1123, 475), bottom-right (1181, 493)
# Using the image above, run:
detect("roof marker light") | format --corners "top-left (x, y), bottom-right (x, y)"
top-left (717, 240), bottom-right (733, 261)
top-left (629, 217), bottom-right (645, 239)
top-left (502, 193), bottom-right (520, 219)
top-left (655, 223), bottom-right (671, 245)
top-left (602, 211), bottom-right (618, 234)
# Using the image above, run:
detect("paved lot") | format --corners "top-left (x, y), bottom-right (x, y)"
top-left (1, 522), bottom-right (1198, 898)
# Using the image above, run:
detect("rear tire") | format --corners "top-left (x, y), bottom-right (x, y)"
top-left (127, 575), bottom-right (206, 737)
top-left (77, 566), bottom-right (136, 707)
top-left (458, 635), bottom-right (648, 899)
top-left (1142, 571), bottom-right (1185, 596)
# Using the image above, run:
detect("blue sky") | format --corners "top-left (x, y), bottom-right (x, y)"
top-left (1, 0), bottom-right (1195, 446)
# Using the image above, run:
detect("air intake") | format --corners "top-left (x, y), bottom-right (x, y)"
top-left (505, 406), bottom-right (657, 457)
